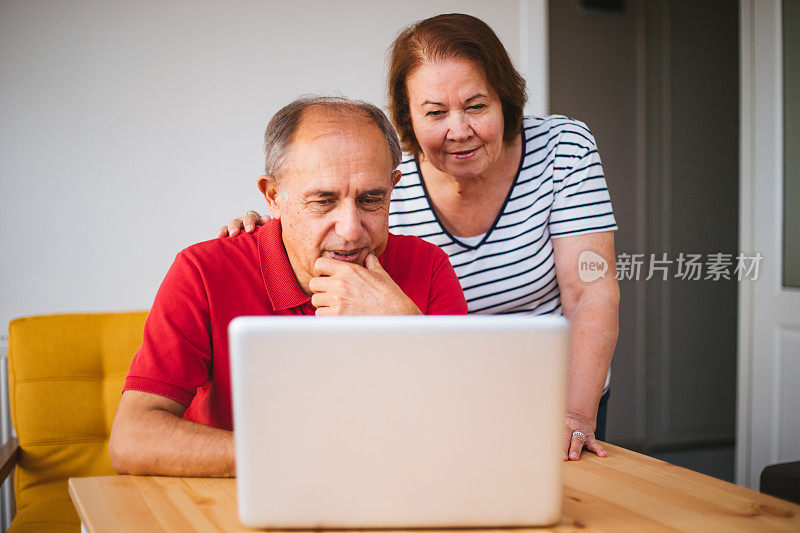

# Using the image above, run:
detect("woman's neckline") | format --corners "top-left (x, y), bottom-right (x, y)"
top-left (412, 121), bottom-right (527, 249)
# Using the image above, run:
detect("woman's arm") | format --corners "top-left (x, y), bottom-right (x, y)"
top-left (552, 230), bottom-right (620, 460)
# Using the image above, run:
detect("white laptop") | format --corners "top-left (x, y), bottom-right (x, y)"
top-left (229, 315), bottom-right (568, 529)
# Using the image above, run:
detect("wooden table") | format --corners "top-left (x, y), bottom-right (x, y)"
top-left (69, 443), bottom-right (799, 532)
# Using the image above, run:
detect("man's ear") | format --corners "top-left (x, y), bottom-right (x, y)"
top-left (391, 169), bottom-right (402, 188)
top-left (258, 175), bottom-right (281, 219)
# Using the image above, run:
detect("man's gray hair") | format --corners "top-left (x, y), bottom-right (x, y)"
top-left (264, 95), bottom-right (402, 179)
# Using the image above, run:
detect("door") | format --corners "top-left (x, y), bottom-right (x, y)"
top-left (737, 0), bottom-right (800, 488)
top-left (549, 0), bottom-right (740, 453)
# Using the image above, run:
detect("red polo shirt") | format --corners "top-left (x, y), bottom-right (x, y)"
top-left (123, 219), bottom-right (467, 430)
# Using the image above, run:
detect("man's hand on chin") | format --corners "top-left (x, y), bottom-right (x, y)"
top-left (309, 254), bottom-right (423, 316)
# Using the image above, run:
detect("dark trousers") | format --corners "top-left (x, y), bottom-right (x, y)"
top-left (595, 390), bottom-right (610, 441)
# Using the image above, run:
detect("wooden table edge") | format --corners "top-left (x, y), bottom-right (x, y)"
top-left (68, 477), bottom-right (92, 530)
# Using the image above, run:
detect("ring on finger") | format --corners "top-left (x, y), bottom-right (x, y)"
top-left (571, 430), bottom-right (588, 440)
top-left (243, 210), bottom-right (260, 218)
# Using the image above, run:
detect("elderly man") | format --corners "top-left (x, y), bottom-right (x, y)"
top-left (110, 96), bottom-right (467, 477)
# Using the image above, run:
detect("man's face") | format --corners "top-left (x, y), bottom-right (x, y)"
top-left (261, 108), bottom-right (401, 293)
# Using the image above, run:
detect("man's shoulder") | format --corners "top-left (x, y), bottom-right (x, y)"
top-left (385, 233), bottom-right (448, 263)
top-left (175, 227), bottom-right (261, 270)
top-left (383, 233), bottom-right (466, 315)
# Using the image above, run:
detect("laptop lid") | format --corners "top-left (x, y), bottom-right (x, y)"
top-left (229, 315), bottom-right (568, 528)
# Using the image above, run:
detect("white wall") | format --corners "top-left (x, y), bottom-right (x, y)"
top-left (0, 0), bottom-right (546, 331)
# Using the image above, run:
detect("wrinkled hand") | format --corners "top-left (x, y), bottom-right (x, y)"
top-left (564, 411), bottom-right (607, 461)
top-left (217, 210), bottom-right (269, 238)
top-left (309, 254), bottom-right (422, 316)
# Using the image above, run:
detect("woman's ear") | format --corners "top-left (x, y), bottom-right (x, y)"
top-left (258, 175), bottom-right (281, 219)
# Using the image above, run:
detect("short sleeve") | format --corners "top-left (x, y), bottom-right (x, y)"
top-left (426, 250), bottom-right (469, 315)
top-left (123, 251), bottom-right (212, 407)
top-left (548, 121), bottom-right (618, 238)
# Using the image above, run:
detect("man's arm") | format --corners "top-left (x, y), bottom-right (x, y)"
top-left (110, 390), bottom-right (235, 477)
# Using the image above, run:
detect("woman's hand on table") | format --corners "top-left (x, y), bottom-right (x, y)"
top-left (565, 412), bottom-right (607, 461)
top-left (217, 210), bottom-right (269, 238)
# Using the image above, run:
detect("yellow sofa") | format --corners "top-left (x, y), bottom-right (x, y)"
top-left (3, 312), bottom-right (147, 532)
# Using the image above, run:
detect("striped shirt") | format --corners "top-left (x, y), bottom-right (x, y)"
top-left (389, 115), bottom-right (617, 390)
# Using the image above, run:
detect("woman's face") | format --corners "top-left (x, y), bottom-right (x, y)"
top-left (406, 58), bottom-right (506, 180)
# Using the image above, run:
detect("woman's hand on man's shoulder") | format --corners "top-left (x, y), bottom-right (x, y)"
top-left (217, 211), bottom-right (270, 238)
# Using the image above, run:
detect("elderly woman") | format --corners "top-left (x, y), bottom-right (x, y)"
top-left (222, 14), bottom-right (619, 461)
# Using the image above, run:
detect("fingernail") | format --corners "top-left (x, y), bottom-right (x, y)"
top-left (570, 452), bottom-right (578, 459)
top-left (245, 225), bottom-right (252, 232)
